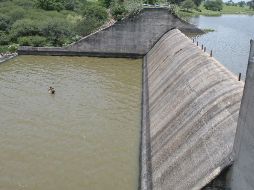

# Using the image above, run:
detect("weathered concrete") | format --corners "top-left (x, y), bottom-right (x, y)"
top-left (141, 29), bottom-right (244, 190)
top-left (0, 54), bottom-right (18, 64)
top-left (18, 8), bottom-right (202, 57)
top-left (230, 40), bottom-right (254, 190)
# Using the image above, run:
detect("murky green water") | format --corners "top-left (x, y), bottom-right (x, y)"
top-left (0, 56), bottom-right (142, 190)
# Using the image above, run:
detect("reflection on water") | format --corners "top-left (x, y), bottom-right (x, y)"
top-left (0, 56), bottom-right (142, 190)
top-left (190, 15), bottom-right (254, 79)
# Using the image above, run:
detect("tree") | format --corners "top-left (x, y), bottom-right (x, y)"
top-left (204, 0), bottom-right (223, 11)
top-left (75, 3), bottom-right (108, 36)
top-left (238, 1), bottom-right (246, 7)
top-left (247, 0), bottom-right (254, 9)
top-left (110, 2), bottom-right (128, 21)
top-left (0, 14), bottom-right (11, 32)
top-left (167, 0), bottom-right (185, 5)
top-left (181, 0), bottom-right (196, 11)
top-left (193, 0), bottom-right (202, 7)
top-left (99, 0), bottom-right (112, 8)
top-left (41, 19), bottom-right (73, 46)
top-left (36, 0), bottom-right (64, 11)
top-left (225, 0), bottom-right (234, 6)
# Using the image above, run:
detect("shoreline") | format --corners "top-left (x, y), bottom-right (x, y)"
top-left (0, 53), bottom-right (18, 63)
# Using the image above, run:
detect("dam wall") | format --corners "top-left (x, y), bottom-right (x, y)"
top-left (18, 8), bottom-right (202, 58)
top-left (230, 40), bottom-right (254, 190)
top-left (141, 29), bottom-right (244, 190)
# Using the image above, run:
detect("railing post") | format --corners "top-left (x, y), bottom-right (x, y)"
top-left (238, 73), bottom-right (241, 81)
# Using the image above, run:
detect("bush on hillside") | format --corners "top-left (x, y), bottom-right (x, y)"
top-left (36, 0), bottom-right (81, 11)
top-left (8, 44), bottom-right (19, 53)
top-left (193, 0), bottom-right (202, 7)
top-left (247, 0), bottom-right (254, 9)
top-left (9, 19), bottom-right (42, 40)
top-left (36, 0), bottom-right (65, 11)
top-left (12, 0), bottom-right (35, 8)
top-left (76, 3), bottom-right (108, 36)
top-left (123, 0), bottom-right (143, 17)
top-left (64, 0), bottom-right (78, 10)
top-left (99, 0), bottom-right (112, 8)
top-left (8, 7), bottom-right (26, 22)
top-left (0, 14), bottom-right (12, 31)
top-left (0, 31), bottom-right (10, 45)
top-left (41, 19), bottom-right (73, 46)
top-left (204, 0), bottom-right (223, 11)
top-left (181, 0), bottom-right (196, 11)
top-left (18, 36), bottom-right (47, 46)
top-left (110, 3), bottom-right (128, 21)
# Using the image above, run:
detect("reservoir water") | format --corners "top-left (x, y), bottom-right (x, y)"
top-left (190, 15), bottom-right (254, 79)
top-left (0, 56), bottom-right (142, 190)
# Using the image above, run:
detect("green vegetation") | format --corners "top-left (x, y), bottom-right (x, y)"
top-left (203, 28), bottom-right (215, 33)
top-left (0, 0), bottom-right (142, 52)
top-left (0, 0), bottom-right (253, 52)
top-left (173, 3), bottom-right (254, 20)
top-left (169, 0), bottom-right (254, 20)
top-left (204, 0), bottom-right (223, 11)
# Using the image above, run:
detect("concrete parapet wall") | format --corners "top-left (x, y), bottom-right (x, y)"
top-left (142, 29), bottom-right (243, 190)
top-left (231, 40), bottom-right (254, 190)
top-left (18, 8), bottom-right (202, 57)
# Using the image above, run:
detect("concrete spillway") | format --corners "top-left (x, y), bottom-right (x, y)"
top-left (18, 8), bottom-right (202, 57)
top-left (141, 29), bottom-right (244, 190)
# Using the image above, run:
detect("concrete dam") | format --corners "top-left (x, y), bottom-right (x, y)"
top-left (17, 8), bottom-right (251, 190)
top-left (141, 29), bottom-right (243, 190)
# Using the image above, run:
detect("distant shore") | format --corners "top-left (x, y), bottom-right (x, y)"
top-left (177, 5), bottom-right (254, 19)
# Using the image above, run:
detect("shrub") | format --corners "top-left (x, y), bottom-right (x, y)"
top-left (36, 0), bottom-right (64, 11)
top-left (247, 0), bottom-right (254, 9)
top-left (238, 1), bottom-right (246, 7)
top-left (181, 0), bottom-right (196, 11)
top-left (0, 31), bottom-right (10, 45)
top-left (99, 0), bottom-right (112, 8)
top-left (8, 44), bottom-right (19, 53)
top-left (123, 0), bottom-right (143, 16)
top-left (204, 0), bottom-right (223, 11)
top-left (0, 14), bottom-right (12, 32)
top-left (18, 36), bottom-right (47, 46)
top-left (82, 3), bottom-right (108, 22)
top-left (64, 0), bottom-right (78, 10)
top-left (193, 0), bottom-right (202, 7)
top-left (76, 3), bottom-right (108, 36)
top-left (111, 3), bottom-right (128, 21)
top-left (41, 18), bottom-right (73, 46)
top-left (8, 7), bottom-right (26, 22)
top-left (10, 19), bottom-right (42, 40)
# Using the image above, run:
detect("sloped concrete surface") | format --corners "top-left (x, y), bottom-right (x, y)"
top-left (142, 29), bottom-right (244, 190)
top-left (18, 8), bottom-right (202, 57)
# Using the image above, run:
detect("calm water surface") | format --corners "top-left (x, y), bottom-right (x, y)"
top-left (190, 15), bottom-right (254, 79)
top-left (0, 56), bottom-right (142, 190)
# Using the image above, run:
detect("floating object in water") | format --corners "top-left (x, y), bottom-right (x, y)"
top-left (48, 86), bottom-right (55, 94)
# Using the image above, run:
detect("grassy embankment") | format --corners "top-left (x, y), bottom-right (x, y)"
top-left (177, 4), bottom-right (254, 19)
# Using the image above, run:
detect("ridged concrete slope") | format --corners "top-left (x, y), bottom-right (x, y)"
top-left (143, 29), bottom-right (244, 190)
top-left (18, 8), bottom-right (202, 57)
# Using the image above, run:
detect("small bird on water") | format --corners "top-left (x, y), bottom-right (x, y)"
top-left (48, 86), bottom-right (55, 94)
